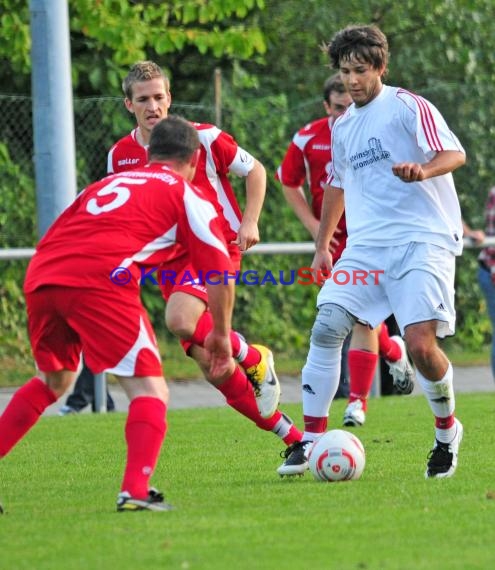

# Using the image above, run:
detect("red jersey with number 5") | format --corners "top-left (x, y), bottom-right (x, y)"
top-left (24, 163), bottom-right (234, 294)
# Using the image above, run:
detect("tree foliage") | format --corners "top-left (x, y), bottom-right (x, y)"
top-left (0, 0), bottom-right (266, 98)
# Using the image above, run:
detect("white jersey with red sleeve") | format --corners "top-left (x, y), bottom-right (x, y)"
top-left (328, 85), bottom-right (464, 254)
top-left (275, 116), bottom-right (333, 220)
top-left (24, 163), bottom-right (234, 294)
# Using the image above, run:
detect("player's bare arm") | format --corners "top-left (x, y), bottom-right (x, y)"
top-left (235, 159), bottom-right (266, 251)
top-left (462, 220), bottom-right (485, 245)
top-left (392, 150), bottom-right (466, 183)
top-left (329, 226), bottom-right (343, 253)
top-left (312, 184), bottom-right (345, 272)
top-left (282, 184), bottom-right (320, 241)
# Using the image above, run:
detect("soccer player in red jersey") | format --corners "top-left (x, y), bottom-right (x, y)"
top-left (0, 116), bottom-right (241, 512)
top-left (276, 74), bottom-right (414, 474)
top-left (106, 61), bottom-right (303, 455)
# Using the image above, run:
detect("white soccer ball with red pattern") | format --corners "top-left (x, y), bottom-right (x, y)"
top-left (308, 430), bottom-right (365, 482)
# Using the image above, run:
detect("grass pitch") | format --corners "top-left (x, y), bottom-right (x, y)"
top-left (1, 393), bottom-right (494, 570)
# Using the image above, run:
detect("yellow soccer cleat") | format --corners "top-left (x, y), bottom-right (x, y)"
top-left (245, 344), bottom-right (281, 418)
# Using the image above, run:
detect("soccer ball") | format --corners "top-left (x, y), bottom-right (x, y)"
top-left (308, 430), bottom-right (366, 482)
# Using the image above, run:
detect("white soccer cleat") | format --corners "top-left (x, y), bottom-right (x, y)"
top-left (425, 418), bottom-right (464, 479)
top-left (385, 336), bottom-right (415, 395)
top-left (343, 400), bottom-right (366, 427)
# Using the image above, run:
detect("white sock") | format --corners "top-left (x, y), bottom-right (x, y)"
top-left (301, 341), bottom-right (341, 420)
top-left (417, 363), bottom-right (456, 443)
top-left (271, 414), bottom-right (293, 440)
top-left (233, 333), bottom-right (248, 362)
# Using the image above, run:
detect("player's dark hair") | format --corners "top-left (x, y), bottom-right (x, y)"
top-left (149, 115), bottom-right (200, 163)
top-left (325, 25), bottom-right (389, 73)
top-left (323, 73), bottom-right (347, 103)
top-left (122, 60), bottom-right (170, 100)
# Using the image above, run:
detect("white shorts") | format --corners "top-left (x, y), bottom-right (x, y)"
top-left (316, 242), bottom-right (457, 338)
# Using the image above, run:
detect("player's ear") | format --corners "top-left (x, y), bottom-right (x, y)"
top-left (124, 98), bottom-right (134, 114)
top-left (190, 148), bottom-right (200, 169)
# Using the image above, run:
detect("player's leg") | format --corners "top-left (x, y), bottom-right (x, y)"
top-left (378, 321), bottom-right (415, 394)
top-left (278, 303), bottom-right (356, 476)
top-left (0, 287), bottom-right (81, 462)
top-left (189, 344), bottom-right (302, 447)
top-left (59, 360), bottom-right (94, 415)
top-left (166, 290), bottom-right (280, 417)
top-left (0, 369), bottom-right (75, 461)
top-left (405, 321), bottom-right (462, 479)
top-left (342, 323), bottom-right (379, 427)
top-left (73, 288), bottom-right (172, 511)
top-left (390, 242), bottom-right (461, 479)
top-left (59, 359), bottom-right (116, 415)
top-left (116, 374), bottom-right (172, 512)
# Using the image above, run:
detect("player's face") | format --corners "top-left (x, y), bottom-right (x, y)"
top-left (325, 90), bottom-right (353, 120)
top-left (339, 56), bottom-right (385, 107)
top-left (125, 78), bottom-right (172, 136)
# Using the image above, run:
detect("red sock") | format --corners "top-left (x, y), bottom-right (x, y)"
top-left (189, 311), bottom-right (248, 360)
top-left (435, 415), bottom-right (455, 429)
top-left (217, 367), bottom-right (280, 430)
top-left (0, 377), bottom-right (57, 457)
top-left (303, 416), bottom-right (328, 434)
top-left (378, 323), bottom-right (401, 361)
top-left (239, 346), bottom-right (262, 369)
top-left (121, 397), bottom-right (167, 499)
top-left (282, 424), bottom-right (303, 446)
top-left (348, 350), bottom-right (379, 411)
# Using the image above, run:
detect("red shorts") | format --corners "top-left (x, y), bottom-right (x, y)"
top-left (158, 243), bottom-right (242, 302)
top-left (26, 286), bottom-right (163, 377)
top-left (158, 244), bottom-right (242, 354)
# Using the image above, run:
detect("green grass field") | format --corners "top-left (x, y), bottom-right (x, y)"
top-left (1, 393), bottom-right (495, 570)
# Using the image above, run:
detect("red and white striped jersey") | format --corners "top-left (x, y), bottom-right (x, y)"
top-left (276, 117), bottom-right (333, 220)
top-left (276, 116), bottom-right (347, 262)
top-left (24, 163), bottom-right (234, 293)
top-left (107, 122), bottom-right (255, 234)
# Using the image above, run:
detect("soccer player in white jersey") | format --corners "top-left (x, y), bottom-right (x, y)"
top-left (276, 73), bottom-right (414, 445)
top-left (278, 24), bottom-right (466, 479)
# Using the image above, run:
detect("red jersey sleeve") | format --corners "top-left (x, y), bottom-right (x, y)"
top-left (276, 141), bottom-right (306, 188)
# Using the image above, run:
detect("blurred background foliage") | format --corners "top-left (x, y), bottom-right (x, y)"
top-left (0, 0), bottom-right (494, 366)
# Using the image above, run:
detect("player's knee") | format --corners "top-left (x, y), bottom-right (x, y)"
top-left (404, 325), bottom-right (438, 366)
top-left (311, 303), bottom-right (355, 348)
top-left (165, 309), bottom-right (195, 339)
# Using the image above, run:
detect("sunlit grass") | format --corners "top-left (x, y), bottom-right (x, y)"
top-left (1, 394), bottom-right (494, 569)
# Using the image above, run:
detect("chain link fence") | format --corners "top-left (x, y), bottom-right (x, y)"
top-left (0, 91), bottom-right (323, 248)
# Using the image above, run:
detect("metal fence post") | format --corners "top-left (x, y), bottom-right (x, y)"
top-left (93, 373), bottom-right (107, 413)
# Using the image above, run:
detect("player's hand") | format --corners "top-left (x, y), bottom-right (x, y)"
top-left (232, 219), bottom-right (260, 252)
top-left (392, 162), bottom-right (425, 182)
top-left (329, 226), bottom-right (343, 254)
top-left (466, 229), bottom-right (485, 246)
top-left (311, 248), bottom-right (333, 275)
top-left (204, 330), bottom-right (234, 378)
